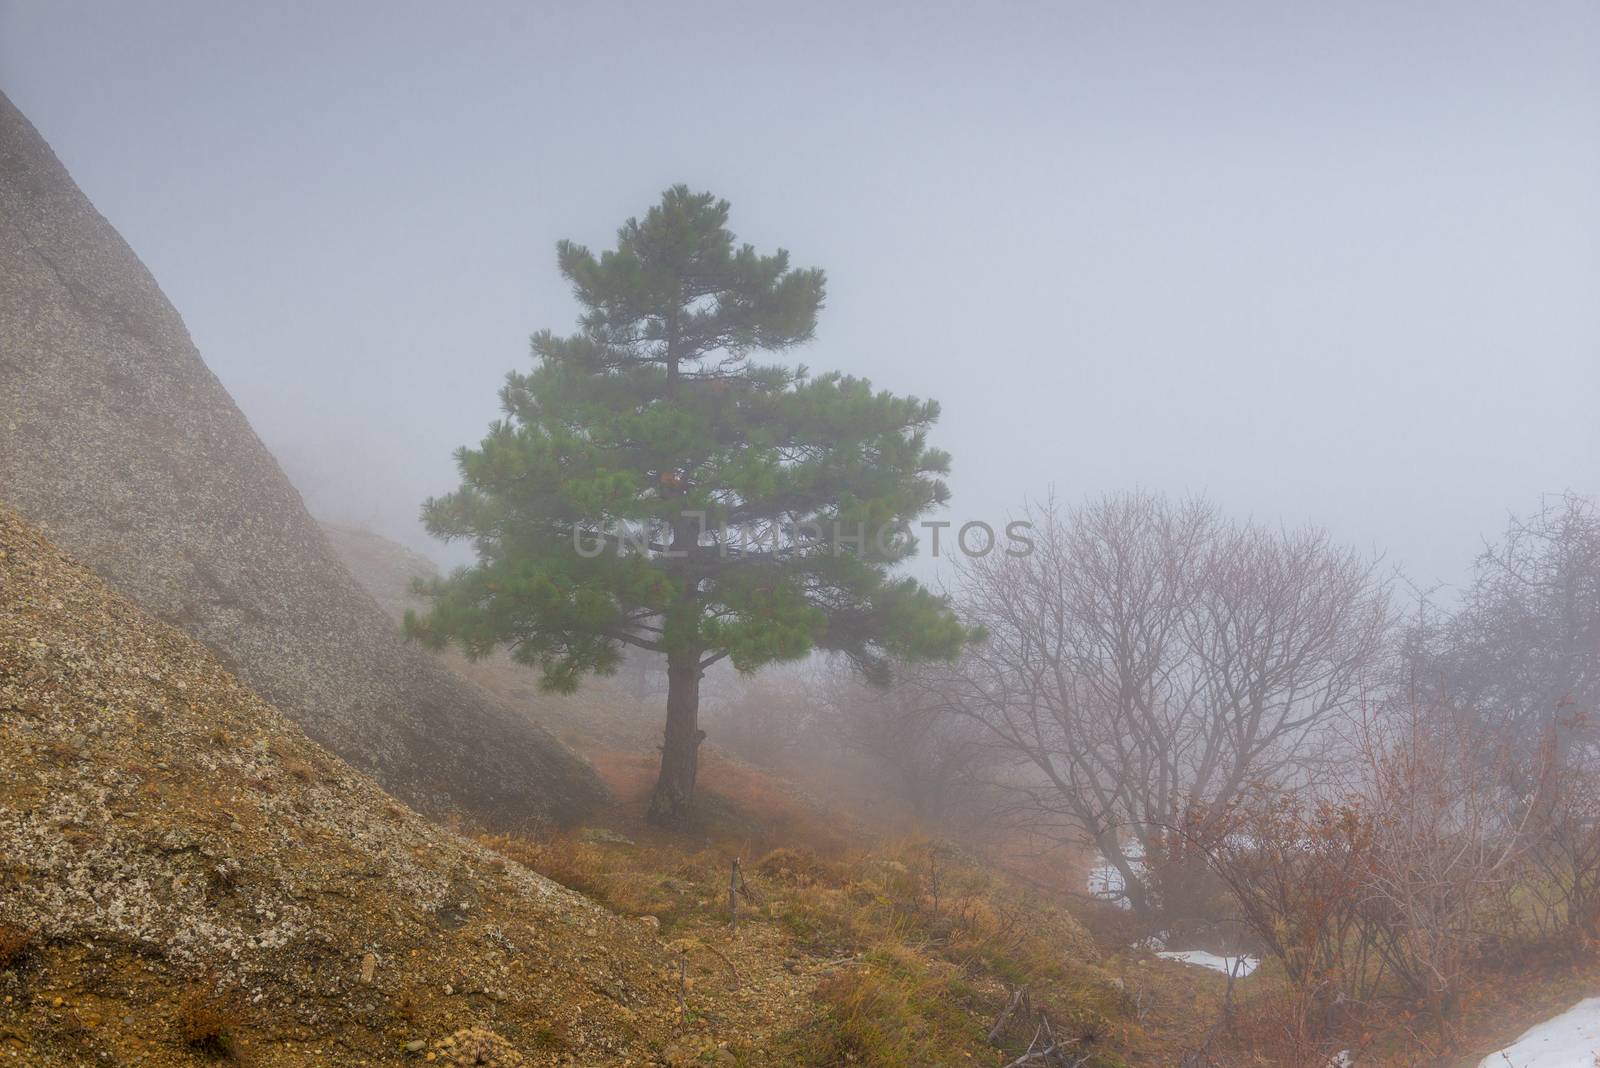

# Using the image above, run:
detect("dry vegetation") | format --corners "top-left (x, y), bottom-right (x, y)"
top-left (330, 496), bottom-right (1600, 1065)
top-left (478, 802), bottom-right (1145, 1067)
top-left (173, 979), bottom-right (244, 1060)
top-left (5, 490), bottom-right (1582, 1065)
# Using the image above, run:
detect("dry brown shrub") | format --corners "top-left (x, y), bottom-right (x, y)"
top-left (478, 833), bottom-right (613, 902)
top-left (433, 1026), bottom-right (524, 1066)
top-left (174, 979), bottom-right (243, 1059)
top-left (283, 760), bottom-right (317, 784)
top-left (1216, 985), bottom-right (1369, 1068)
top-left (755, 847), bottom-right (836, 887)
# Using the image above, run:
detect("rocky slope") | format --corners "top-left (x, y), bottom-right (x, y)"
top-left (0, 92), bottom-right (602, 826)
top-left (319, 524), bottom-right (441, 623)
top-left (0, 503), bottom-right (677, 1066)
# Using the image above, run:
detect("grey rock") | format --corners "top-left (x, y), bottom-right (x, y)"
top-left (0, 92), bottom-right (606, 827)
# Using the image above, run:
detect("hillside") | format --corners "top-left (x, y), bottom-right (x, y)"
top-left (318, 521), bottom-right (667, 759)
top-left (2, 503), bottom-right (1152, 1068)
top-left (0, 92), bottom-right (602, 827)
top-left (317, 523), bottom-right (1211, 1067)
top-left (0, 503), bottom-right (678, 1065)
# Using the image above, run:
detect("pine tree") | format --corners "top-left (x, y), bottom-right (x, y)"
top-left (408, 187), bottom-right (970, 823)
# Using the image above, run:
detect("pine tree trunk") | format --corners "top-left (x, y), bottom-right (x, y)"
top-left (648, 648), bottom-right (703, 824)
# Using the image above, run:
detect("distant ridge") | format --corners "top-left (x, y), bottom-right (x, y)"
top-left (0, 92), bottom-right (604, 825)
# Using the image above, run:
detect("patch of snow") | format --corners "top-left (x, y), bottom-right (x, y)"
top-left (1086, 860), bottom-right (1128, 906)
top-left (1137, 931), bottom-right (1169, 952)
top-left (1155, 949), bottom-right (1259, 977)
top-left (1086, 840), bottom-right (1147, 909)
top-left (1477, 997), bottom-right (1600, 1068)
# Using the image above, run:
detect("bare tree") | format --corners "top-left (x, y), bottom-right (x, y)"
top-left (1398, 493), bottom-right (1600, 947)
top-left (819, 661), bottom-right (999, 829)
top-left (944, 492), bottom-right (1391, 916)
top-left (1420, 493), bottom-right (1600, 760)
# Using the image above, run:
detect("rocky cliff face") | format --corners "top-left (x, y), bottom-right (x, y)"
top-left (0, 92), bottom-right (604, 826)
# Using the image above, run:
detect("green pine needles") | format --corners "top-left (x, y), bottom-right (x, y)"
top-left (407, 186), bottom-right (970, 822)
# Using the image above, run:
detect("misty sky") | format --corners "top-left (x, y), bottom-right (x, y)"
top-left (2, 1), bottom-right (1595, 592)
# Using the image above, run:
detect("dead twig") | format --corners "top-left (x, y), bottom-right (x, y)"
top-left (991, 989), bottom-right (1085, 1067)
top-left (812, 954), bottom-right (858, 971)
top-left (676, 950), bottom-right (688, 1027)
top-left (696, 942), bottom-right (741, 986)
top-left (988, 985), bottom-right (1028, 1043)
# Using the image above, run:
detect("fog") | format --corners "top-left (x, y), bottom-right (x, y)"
top-left (5, 8), bottom-right (1600, 1056)
top-left (2, 0), bottom-right (1595, 588)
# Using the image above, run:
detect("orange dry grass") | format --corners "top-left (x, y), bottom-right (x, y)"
top-left (587, 750), bottom-right (658, 800)
top-left (586, 745), bottom-right (854, 856)
top-left (476, 833), bottom-right (614, 902)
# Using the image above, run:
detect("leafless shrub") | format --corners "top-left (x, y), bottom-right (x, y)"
top-left (1208, 698), bottom-right (1549, 1046)
top-left (1405, 493), bottom-right (1600, 947)
top-left (1191, 496), bottom-right (1600, 1053)
top-left (1521, 761), bottom-right (1600, 944)
top-left (1352, 698), bottom-right (1544, 1034)
top-left (1201, 788), bottom-right (1380, 1006)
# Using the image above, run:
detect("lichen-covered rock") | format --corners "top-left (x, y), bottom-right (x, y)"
top-left (0, 504), bottom-right (676, 1064)
top-left (0, 91), bottom-right (604, 826)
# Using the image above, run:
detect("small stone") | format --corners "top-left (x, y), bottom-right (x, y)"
top-left (360, 952), bottom-right (376, 983)
top-left (405, 1039), bottom-right (427, 1052)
